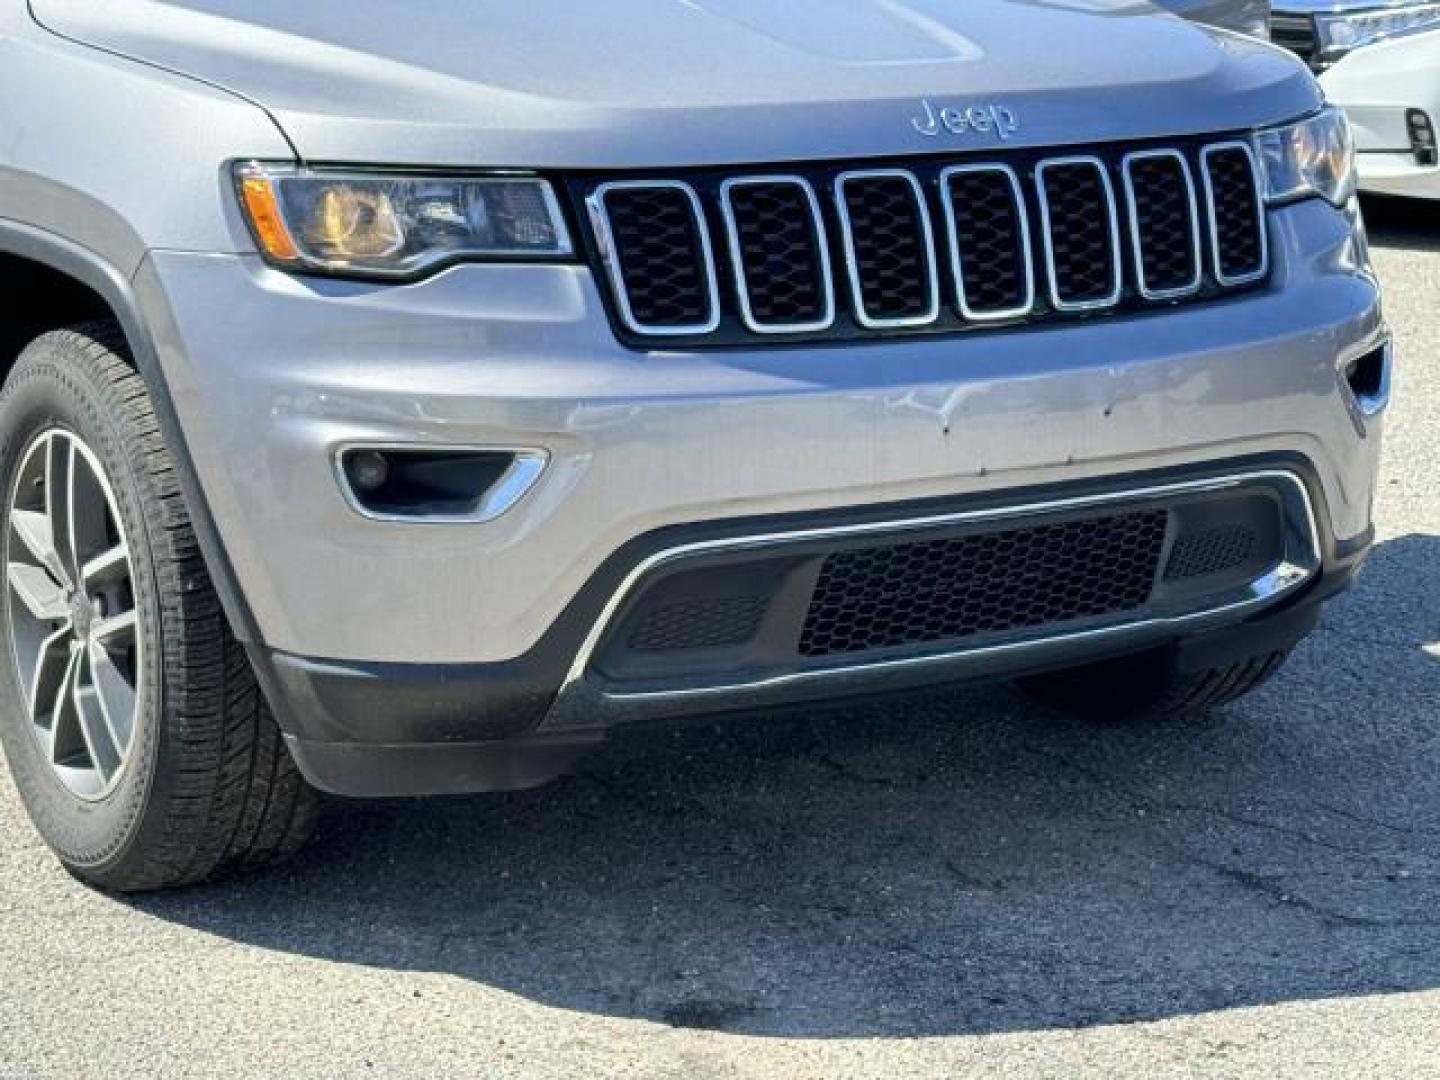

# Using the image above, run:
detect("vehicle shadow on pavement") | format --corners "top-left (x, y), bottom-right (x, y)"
top-left (1364, 195), bottom-right (1440, 252)
top-left (131, 533), bottom-right (1440, 1038)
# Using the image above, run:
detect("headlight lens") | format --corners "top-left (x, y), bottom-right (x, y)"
top-left (1255, 107), bottom-right (1357, 208)
top-left (235, 163), bottom-right (573, 278)
top-left (1315, 2), bottom-right (1440, 60)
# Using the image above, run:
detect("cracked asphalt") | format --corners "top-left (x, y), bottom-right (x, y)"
top-left (2, 197), bottom-right (1439, 1078)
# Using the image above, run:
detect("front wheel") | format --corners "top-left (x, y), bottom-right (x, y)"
top-left (0, 324), bottom-right (316, 891)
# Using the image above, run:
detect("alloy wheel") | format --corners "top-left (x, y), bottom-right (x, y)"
top-left (5, 429), bottom-right (143, 800)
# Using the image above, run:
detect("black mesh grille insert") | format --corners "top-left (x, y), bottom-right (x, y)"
top-left (580, 135), bottom-right (1273, 346)
top-left (839, 174), bottom-right (935, 323)
top-left (799, 510), bottom-right (1168, 658)
top-left (628, 596), bottom-right (768, 651)
top-left (944, 168), bottom-right (1030, 316)
top-left (1204, 148), bottom-right (1266, 282)
top-left (1039, 161), bottom-right (1119, 306)
top-left (725, 181), bottom-right (830, 329)
top-left (1164, 524), bottom-right (1257, 581)
top-left (601, 185), bottom-right (715, 330)
top-left (1127, 154), bottom-right (1199, 295)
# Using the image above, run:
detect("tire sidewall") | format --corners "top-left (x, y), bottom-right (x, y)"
top-left (0, 339), bottom-right (166, 874)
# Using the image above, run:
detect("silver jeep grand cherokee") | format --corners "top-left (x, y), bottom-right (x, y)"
top-left (0, 0), bottom-right (1388, 890)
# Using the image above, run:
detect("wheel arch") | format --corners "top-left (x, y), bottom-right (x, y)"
top-left (0, 220), bottom-right (262, 644)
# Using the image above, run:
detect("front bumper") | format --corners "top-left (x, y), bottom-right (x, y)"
top-left (133, 197), bottom-right (1387, 793)
top-left (265, 456), bottom-right (1370, 796)
top-left (1352, 153), bottom-right (1440, 200)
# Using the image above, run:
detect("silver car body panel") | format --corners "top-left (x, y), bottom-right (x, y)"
top-left (31, 0), bottom-right (1321, 167)
top-left (0, 7), bottom-right (291, 272)
top-left (133, 195), bottom-right (1383, 665)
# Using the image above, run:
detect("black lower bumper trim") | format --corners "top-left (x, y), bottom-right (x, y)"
top-left (285, 733), bottom-right (603, 799)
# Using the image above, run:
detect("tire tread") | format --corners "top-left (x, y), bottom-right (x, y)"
top-left (2, 323), bottom-right (316, 891)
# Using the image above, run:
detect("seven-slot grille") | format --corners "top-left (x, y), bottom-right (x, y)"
top-left (581, 136), bottom-right (1269, 345)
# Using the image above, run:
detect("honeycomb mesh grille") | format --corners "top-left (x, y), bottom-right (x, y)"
top-left (839, 174), bottom-right (935, 323)
top-left (582, 136), bottom-right (1270, 344)
top-left (798, 510), bottom-right (1169, 658)
top-left (1204, 148), bottom-right (1265, 282)
top-left (601, 186), bottom-right (715, 330)
top-left (1039, 162), bottom-right (1119, 306)
top-left (1164, 524), bottom-right (1257, 581)
top-left (628, 596), bottom-right (768, 652)
top-left (1127, 155), bottom-right (1200, 295)
top-left (725, 181), bottom-right (829, 328)
top-left (944, 168), bottom-right (1030, 315)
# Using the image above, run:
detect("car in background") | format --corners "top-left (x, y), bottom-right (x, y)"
top-left (1273, 1), bottom-right (1440, 199)
top-left (1161, 0), bottom-right (1273, 38)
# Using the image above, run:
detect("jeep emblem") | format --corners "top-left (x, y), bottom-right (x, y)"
top-left (912, 99), bottom-right (1020, 141)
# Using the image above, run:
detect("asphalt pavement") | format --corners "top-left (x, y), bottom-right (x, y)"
top-left (1, 196), bottom-right (1438, 1078)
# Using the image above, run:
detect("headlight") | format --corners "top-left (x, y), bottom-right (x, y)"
top-left (1315, 1), bottom-right (1440, 61)
top-left (234, 163), bottom-right (573, 279)
top-left (1255, 107), bottom-right (1357, 208)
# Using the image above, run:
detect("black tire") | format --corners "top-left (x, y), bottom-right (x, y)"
top-left (1019, 644), bottom-right (1291, 723)
top-left (0, 323), bottom-right (317, 891)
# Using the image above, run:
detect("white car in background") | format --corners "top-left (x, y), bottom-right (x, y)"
top-left (1273, 1), bottom-right (1440, 198)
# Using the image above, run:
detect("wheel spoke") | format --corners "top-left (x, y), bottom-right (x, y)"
top-left (91, 609), bottom-right (138, 645)
top-left (7, 562), bottom-right (68, 622)
top-left (26, 625), bottom-right (72, 725)
top-left (73, 651), bottom-right (122, 781)
top-left (67, 444), bottom-right (113, 577)
top-left (9, 509), bottom-right (70, 590)
top-left (87, 640), bottom-right (136, 758)
top-left (46, 435), bottom-right (80, 588)
top-left (81, 542), bottom-right (130, 588)
top-left (47, 647), bottom-right (84, 766)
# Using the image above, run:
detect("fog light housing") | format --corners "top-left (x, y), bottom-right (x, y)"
top-left (1409, 109), bottom-right (1437, 167)
top-left (335, 446), bottom-right (547, 523)
top-left (1343, 341), bottom-right (1392, 418)
top-left (344, 450), bottom-right (390, 493)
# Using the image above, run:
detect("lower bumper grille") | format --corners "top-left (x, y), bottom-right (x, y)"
top-left (799, 510), bottom-right (1168, 658)
top-left (589, 472), bottom-right (1316, 691)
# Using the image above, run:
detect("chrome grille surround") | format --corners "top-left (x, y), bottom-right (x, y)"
top-left (1121, 148), bottom-right (1204, 301)
top-left (833, 168), bottom-right (942, 330)
top-left (1201, 141), bottom-right (1270, 289)
top-left (585, 179), bottom-right (722, 336)
top-left (718, 175), bottom-right (836, 335)
top-left (1035, 155), bottom-right (1124, 312)
top-left (577, 134), bottom-right (1272, 347)
top-left (938, 163), bottom-right (1036, 322)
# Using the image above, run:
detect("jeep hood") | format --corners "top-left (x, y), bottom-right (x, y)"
top-left (32, 0), bottom-right (1320, 167)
